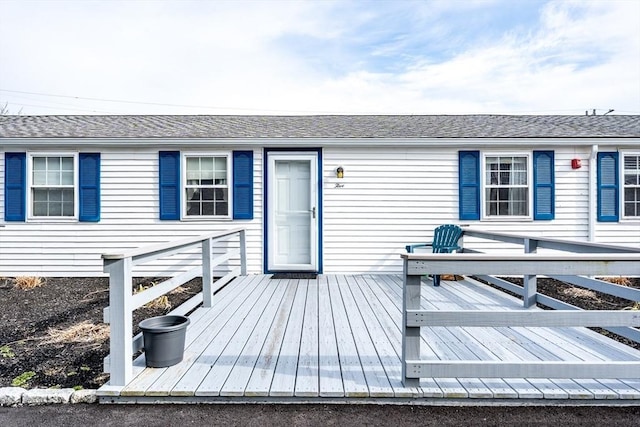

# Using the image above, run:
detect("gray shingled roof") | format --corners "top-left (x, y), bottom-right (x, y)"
top-left (0, 115), bottom-right (639, 139)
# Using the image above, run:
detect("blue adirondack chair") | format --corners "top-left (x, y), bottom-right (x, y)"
top-left (405, 224), bottom-right (463, 286)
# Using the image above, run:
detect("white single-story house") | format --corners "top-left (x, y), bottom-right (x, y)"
top-left (0, 115), bottom-right (638, 277)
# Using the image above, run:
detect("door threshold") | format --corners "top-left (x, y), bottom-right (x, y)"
top-left (270, 273), bottom-right (318, 279)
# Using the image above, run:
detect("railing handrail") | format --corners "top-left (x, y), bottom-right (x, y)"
top-left (401, 235), bottom-right (640, 386)
top-left (103, 227), bottom-right (247, 388)
top-left (401, 252), bottom-right (640, 276)
top-left (102, 227), bottom-right (246, 261)
top-left (402, 252), bottom-right (640, 262)
top-left (462, 227), bottom-right (640, 253)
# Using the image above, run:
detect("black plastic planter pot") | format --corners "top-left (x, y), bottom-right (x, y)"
top-left (139, 315), bottom-right (190, 368)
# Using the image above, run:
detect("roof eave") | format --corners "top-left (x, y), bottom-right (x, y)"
top-left (0, 136), bottom-right (638, 149)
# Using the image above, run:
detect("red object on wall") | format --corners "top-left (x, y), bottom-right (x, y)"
top-left (571, 158), bottom-right (582, 169)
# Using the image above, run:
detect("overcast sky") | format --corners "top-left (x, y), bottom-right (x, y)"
top-left (0, 0), bottom-right (638, 116)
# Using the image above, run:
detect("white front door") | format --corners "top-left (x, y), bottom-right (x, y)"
top-left (267, 152), bottom-right (318, 271)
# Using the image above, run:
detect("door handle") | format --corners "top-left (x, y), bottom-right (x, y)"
top-left (310, 206), bottom-right (316, 219)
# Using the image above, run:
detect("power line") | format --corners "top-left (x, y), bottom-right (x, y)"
top-left (2, 88), bottom-right (639, 115)
top-left (0, 88), bottom-right (364, 114)
top-left (0, 101), bottom-right (118, 115)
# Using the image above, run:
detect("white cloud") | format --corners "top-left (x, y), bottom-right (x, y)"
top-left (0, 0), bottom-right (638, 115)
top-left (309, 0), bottom-right (640, 114)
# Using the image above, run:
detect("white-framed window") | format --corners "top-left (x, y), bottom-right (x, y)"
top-left (183, 153), bottom-right (231, 218)
top-left (28, 153), bottom-right (78, 220)
top-left (622, 152), bottom-right (640, 219)
top-left (482, 153), bottom-right (531, 219)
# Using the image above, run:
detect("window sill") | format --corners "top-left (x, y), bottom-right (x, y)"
top-left (481, 217), bottom-right (534, 222)
top-left (180, 217), bottom-right (233, 222)
top-left (27, 218), bottom-right (79, 223)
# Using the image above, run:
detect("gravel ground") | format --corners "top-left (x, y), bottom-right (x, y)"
top-left (3, 402), bottom-right (640, 426)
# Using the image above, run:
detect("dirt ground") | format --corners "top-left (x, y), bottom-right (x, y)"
top-left (0, 275), bottom-right (638, 390)
top-left (0, 276), bottom-right (201, 389)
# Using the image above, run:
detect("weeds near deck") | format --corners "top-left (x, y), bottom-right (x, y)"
top-left (601, 276), bottom-right (632, 286)
top-left (13, 276), bottom-right (44, 290)
top-left (561, 287), bottom-right (598, 300)
top-left (600, 277), bottom-right (638, 310)
top-left (0, 345), bottom-right (15, 358)
top-left (43, 321), bottom-right (110, 349)
top-left (134, 281), bottom-right (176, 312)
top-left (623, 302), bottom-right (640, 311)
top-left (11, 371), bottom-right (36, 387)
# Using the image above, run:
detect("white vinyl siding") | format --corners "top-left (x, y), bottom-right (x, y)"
top-left (322, 146), bottom-right (638, 274)
top-left (0, 148), bottom-right (263, 277)
top-left (0, 143), bottom-right (638, 277)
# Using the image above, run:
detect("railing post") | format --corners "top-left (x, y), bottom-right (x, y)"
top-left (457, 232), bottom-right (464, 253)
top-left (402, 257), bottom-right (421, 387)
top-left (523, 238), bottom-right (538, 308)
top-left (108, 257), bottom-right (133, 386)
top-left (202, 238), bottom-right (213, 308)
top-left (239, 229), bottom-right (247, 275)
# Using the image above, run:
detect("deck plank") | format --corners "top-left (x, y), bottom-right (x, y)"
top-left (244, 279), bottom-right (299, 397)
top-left (269, 280), bottom-right (308, 397)
top-left (171, 274), bottom-right (270, 396)
top-left (360, 275), bottom-right (441, 396)
top-left (571, 379), bottom-right (618, 399)
top-left (219, 278), bottom-right (293, 396)
top-left (317, 275), bottom-right (345, 397)
top-left (442, 279), bottom-right (614, 398)
top-left (340, 276), bottom-right (394, 397)
top-left (122, 275), bottom-right (260, 396)
top-left (599, 379), bottom-right (640, 399)
top-left (502, 378), bottom-right (544, 399)
top-left (372, 275), bottom-right (471, 396)
top-left (550, 379), bottom-right (594, 399)
top-left (99, 274), bottom-right (640, 403)
top-left (196, 276), bottom-right (284, 396)
top-left (327, 275), bottom-right (369, 397)
top-left (479, 378), bottom-right (519, 399)
top-left (295, 279), bottom-right (320, 397)
top-left (526, 379), bottom-right (569, 399)
top-left (353, 275), bottom-right (421, 398)
top-left (168, 275), bottom-right (270, 396)
top-left (618, 379), bottom-right (640, 398)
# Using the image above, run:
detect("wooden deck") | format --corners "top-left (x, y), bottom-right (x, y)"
top-left (98, 274), bottom-right (640, 403)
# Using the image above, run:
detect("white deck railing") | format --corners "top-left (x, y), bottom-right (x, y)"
top-left (401, 241), bottom-right (640, 387)
top-left (102, 227), bottom-right (246, 387)
top-left (462, 228), bottom-right (640, 343)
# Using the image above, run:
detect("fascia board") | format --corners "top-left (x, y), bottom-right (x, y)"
top-left (0, 137), bottom-right (638, 149)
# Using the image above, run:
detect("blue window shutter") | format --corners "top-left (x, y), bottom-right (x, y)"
top-left (159, 151), bottom-right (180, 220)
top-left (233, 151), bottom-right (253, 220)
top-left (597, 152), bottom-right (619, 222)
top-left (533, 151), bottom-right (554, 220)
top-left (78, 153), bottom-right (101, 222)
top-left (4, 152), bottom-right (26, 221)
top-left (458, 151), bottom-right (480, 220)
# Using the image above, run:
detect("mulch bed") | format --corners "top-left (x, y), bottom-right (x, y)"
top-left (0, 277), bottom-right (201, 390)
top-left (0, 275), bottom-right (638, 389)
